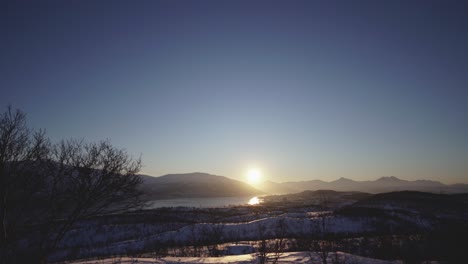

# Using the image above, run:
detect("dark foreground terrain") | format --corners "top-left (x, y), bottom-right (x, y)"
top-left (34, 191), bottom-right (468, 263)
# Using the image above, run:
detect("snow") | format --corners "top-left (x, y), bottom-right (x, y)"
top-left (51, 213), bottom-right (374, 261)
top-left (70, 251), bottom-right (402, 263)
top-left (49, 205), bottom-right (437, 262)
top-left (224, 244), bottom-right (255, 255)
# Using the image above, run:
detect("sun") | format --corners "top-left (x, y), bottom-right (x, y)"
top-left (246, 168), bottom-right (262, 185)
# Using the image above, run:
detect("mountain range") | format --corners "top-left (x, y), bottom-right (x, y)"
top-left (258, 176), bottom-right (468, 194)
top-left (139, 173), bottom-right (468, 199)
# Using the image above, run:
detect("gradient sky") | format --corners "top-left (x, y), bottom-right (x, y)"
top-left (2, 0), bottom-right (467, 183)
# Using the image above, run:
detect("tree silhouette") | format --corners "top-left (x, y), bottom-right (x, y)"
top-left (0, 106), bottom-right (144, 263)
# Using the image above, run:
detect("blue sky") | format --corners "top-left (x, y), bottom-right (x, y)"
top-left (2, 0), bottom-right (467, 183)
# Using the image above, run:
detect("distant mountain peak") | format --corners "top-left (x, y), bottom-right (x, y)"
top-left (140, 172), bottom-right (263, 199)
top-left (256, 175), bottom-right (466, 195)
top-left (376, 176), bottom-right (402, 182)
top-left (334, 177), bottom-right (354, 182)
top-left (159, 172), bottom-right (228, 181)
top-left (165, 172), bottom-right (213, 177)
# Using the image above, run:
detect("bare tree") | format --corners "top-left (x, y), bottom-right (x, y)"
top-left (308, 214), bottom-right (335, 264)
top-left (0, 106), bottom-right (145, 263)
top-left (0, 106), bottom-right (51, 264)
top-left (311, 239), bottom-right (334, 264)
top-left (188, 224), bottom-right (203, 257)
top-left (38, 139), bottom-right (144, 261)
top-left (201, 224), bottom-right (225, 257)
top-left (257, 222), bottom-right (269, 264)
top-left (270, 218), bottom-right (289, 264)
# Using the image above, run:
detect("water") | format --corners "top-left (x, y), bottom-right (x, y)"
top-left (148, 196), bottom-right (261, 208)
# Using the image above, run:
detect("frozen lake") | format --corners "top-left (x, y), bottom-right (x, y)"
top-left (148, 196), bottom-right (262, 208)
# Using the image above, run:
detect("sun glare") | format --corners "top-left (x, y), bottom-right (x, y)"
top-left (247, 168), bottom-right (262, 185)
top-left (248, 197), bottom-right (260, 205)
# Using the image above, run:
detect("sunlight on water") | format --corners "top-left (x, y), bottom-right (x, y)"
top-left (248, 196), bottom-right (261, 205)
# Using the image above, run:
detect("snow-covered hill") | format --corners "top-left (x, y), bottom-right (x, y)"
top-left (72, 251), bottom-right (401, 263)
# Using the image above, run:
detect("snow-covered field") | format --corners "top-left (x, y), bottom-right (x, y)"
top-left (46, 191), bottom-right (467, 263)
top-left (71, 251), bottom-right (401, 264)
top-left (51, 212), bottom-right (374, 261)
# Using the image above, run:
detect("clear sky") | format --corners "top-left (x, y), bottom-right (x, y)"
top-left (2, 0), bottom-right (467, 183)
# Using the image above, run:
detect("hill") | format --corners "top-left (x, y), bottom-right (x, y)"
top-left (140, 172), bottom-right (263, 199)
top-left (350, 190), bottom-right (468, 213)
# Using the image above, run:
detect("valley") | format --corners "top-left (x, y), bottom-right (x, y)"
top-left (51, 189), bottom-right (468, 263)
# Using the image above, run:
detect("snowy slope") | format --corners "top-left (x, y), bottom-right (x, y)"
top-left (72, 251), bottom-right (401, 264)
